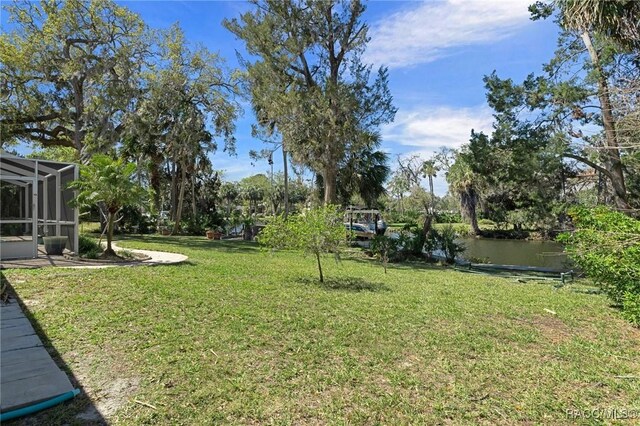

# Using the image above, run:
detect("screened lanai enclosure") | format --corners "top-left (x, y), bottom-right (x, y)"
top-left (0, 151), bottom-right (79, 260)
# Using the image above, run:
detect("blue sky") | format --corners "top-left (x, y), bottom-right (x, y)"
top-left (8, 0), bottom-right (561, 195)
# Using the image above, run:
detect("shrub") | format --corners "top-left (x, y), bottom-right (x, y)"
top-left (78, 235), bottom-right (101, 259)
top-left (183, 215), bottom-right (208, 235)
top-left (435, 224), bottom-right (465, 264)
top-left (435, 211), bottom-right (462, 223)
top-left (408, 228), bottom-right (427, 256)
top-left (558, 206), bottom-right (640, 324)
top-left (259, 205), bottom-right (346, 282)
top-left (478, 218), bottom-right (495, 226)
top-left (622, 293), bottom-right (640, 326)
top-left (69, 155), bottom-right (148, 255)
top-left (370, 235), bottom-right (400, 273)
top-left (423, 229), bottom-right (439, 258)
top-left (120, 205), bottom-right (153, 234)
top-left (434, 223), bottom-right (472, 237)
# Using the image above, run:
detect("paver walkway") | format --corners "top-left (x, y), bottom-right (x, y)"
top-left (0, 302), bottom-right (75, 413)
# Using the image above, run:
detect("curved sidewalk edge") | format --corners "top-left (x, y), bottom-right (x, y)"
top-left (112, 242), bottom-right (188, 266)
top-left (62, 242), bottom-right (189, 269)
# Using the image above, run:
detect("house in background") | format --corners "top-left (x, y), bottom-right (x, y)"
top-left (0, 151), bottom-right (79, 260)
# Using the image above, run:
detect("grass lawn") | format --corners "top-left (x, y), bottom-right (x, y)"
top-left (3, 236), bottom-right (639, 425)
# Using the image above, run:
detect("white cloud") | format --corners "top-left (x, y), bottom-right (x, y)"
top-left (382, 105), bottom-right (494, 155)
top-left (365, 0), bottom-right (533, 68)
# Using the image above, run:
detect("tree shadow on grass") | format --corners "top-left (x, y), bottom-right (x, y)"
top-left (116, 236), bottom-right (260, 254)
top-left (297, 276), bottom-right (391, 292)
top-left (152, 259), bottom-right (198, 267)
top-left (344, 254), bottom-right (447, 273)
top-left (1, 274), bottom-right (106, 424)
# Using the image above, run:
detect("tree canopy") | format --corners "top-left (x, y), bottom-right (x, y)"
top-left (225, 0), bottom-right (396, 205)
top-left (1, 0), bottom-right (148, 158)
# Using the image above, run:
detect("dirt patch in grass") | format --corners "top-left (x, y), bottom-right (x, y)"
top-left (76, 377), bottom-right (140, 421)
top-left (528, 314), bottom-right (573, 344)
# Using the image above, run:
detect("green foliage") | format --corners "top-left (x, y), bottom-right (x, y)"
top-left (383, 225), bottom-right (464, 264)
top-left (122, 24), bottom-right (239, 232)
top-left (206, 211), bottom-right (226, 230)
top-left (333, 144), bottom-right (390, 208)
top-left (225, 0), bottom-right (396, 204)
top-left (78, 235), bottom-right (101, 259)
top-left (370, 235), bottom-right (400, 273)
top-left (434, 224), bottom-right (466, 264)
top-left (26, 146), bottom-right (77, 163)
top-left (408, 229), bottom-right (427, 257)
top-left (120, 205), bottom-right (153, 234)
top-left (446, 150), bottom-right (481, 234)
top-left (258, 205), bottom-right (346, 282)
top-left (183, 215), bottom-right (208, 236)
top-left (423, 230), bottom-right (440, 258)
top-left (436, 211), bottom-right (463, 224)
top-left (69, 155), bottom-right (148, 254)
top-left (559, 206), bottom-right (640, 321)
top-left (622, 292), bottom-right (640, 326)
top-left (71, 155), bottom-right (148, 213)
top-left (1, 0), bottom-right (148, 152)
top-left (485, 5), bottom-right (638, 210)
top-left (385, 210), bottom-right (421, 226)
top-left (434, 223), bottom-right (473, 237)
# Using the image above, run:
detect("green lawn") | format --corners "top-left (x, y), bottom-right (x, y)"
top-left (3, 236), bottom-right (639, 425)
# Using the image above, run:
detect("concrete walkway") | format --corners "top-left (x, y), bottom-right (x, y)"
top-left (0, 243), bottom-right (187, 270)
top-left (109, 242), bottom-right (188, 266)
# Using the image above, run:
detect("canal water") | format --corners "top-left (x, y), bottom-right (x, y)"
top-left (459, 237), bottom-right (569, 270)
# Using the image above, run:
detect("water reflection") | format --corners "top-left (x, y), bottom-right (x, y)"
top-left (459, 237), bottom-right (568, 269)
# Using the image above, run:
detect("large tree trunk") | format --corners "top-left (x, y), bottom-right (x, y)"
top-left (422, 213), bottom-right (433, 239)
top-left (428, 175), bottom-right (435, 214)
top-left (283, 147), bottom-right (289, 218)
top-left (170, 162), bottom-right (178, 221)
top-left (149, 160), bottom-right (162, 227)
top-left (323, 165), bottom-right (338, 205)
top-left (460, 188), bottom-right (480, 235)
top-left (71, 75), bottom-right (85, 156)
top-left (191, 172), bottom-right (197, 219)
top-left (173, 165), bottom-right (187, 234)
top-left (104, 211), bottom-right (116, 256)
top-left (580, 31), bottom-right (629, 211)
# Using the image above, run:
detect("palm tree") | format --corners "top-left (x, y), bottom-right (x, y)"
top-left (421, 159), bottom-right (439, 213)
top-left (545, 0), bottom-right (635, 210)
top-left (388, 173), bottom-right (410, 215)
top-left (556, 0), bottom-right (639, 49)
top-left (70, 155), bottom-right (147, 256)
top-left (168, 107), bottom-right (214, 234)
top-left (338, 147), bottom-right (390, 207)
top-left (446, 157), bottom-right (481, 235)
top-left (220, 182), bottom-right (240, 222)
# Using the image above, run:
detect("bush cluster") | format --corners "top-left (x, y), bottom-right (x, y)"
top-left (78, 235), bottom-right (101, 259)
top-left (370, 224), bottom-right (465, 267)
top-left (258, 205), bottom-right (346, 282)
top-left (558, 207), bottom-right (640, 326)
